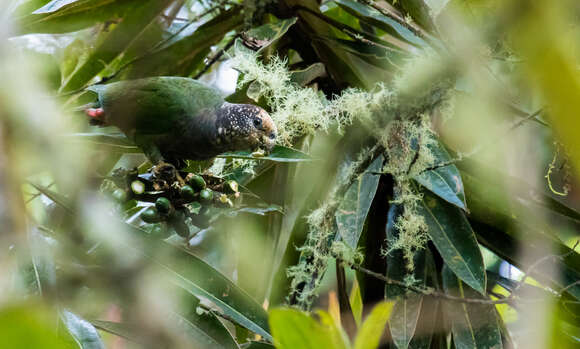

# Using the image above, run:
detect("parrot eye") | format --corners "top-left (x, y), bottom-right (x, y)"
top-left (253, 117), bottom-right (262, 128)
top-left (269, 132), bottom-right (276, 139)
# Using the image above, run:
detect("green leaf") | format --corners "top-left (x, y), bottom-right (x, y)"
top-left (32, 0), bottom-right (81, 13)
top-left (269, 308), bottom-right (347, 349)
top-left (333, 0), bottom-right (426, 47)
top-left (398, 0), bottom-right (435, 32)
top-left (349, 280), bottom-right (363, 327)
top-left (0, 305), bottom-right (70, 348)
top-left (388, 295), bottom-right (423, 349)
top-left (61, 310), bottom-right (105, 349)
top-left (28, 182), bottom-right (74, 213)
top-left (335, 155), bottom-right (383, 248)
top-left (171, 310), bottom-right (240, 349)
top-left (442, 266), bottom-right (503, 349)
top-left (414, 141), bottom-right (467, 211)
top-left (65, 132), bottom-right (141, 153)
top-left (90, 320), bottom-right (143, 344)
top-left (59, 0), bottom-right (172, 93)
top-left (244, 17), bottom-right (298, 53)
top-left (219, 145), bottom-right (312, 163)
top-left (418, 189), bottom-right (486, 294)
top-left (128, 9), bottom-right (242, 78)
top-left (18, 0), bottom-right (138, 34)
top-left (290, 63), bottom-right (327, 87)
top-left (148, 241), bottom-right (272, 340)
top-left (353, 301), bottom-right (394, 349)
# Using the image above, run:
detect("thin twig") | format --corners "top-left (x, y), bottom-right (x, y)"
top-left (358, 0), bottom-right (429, 41)
top-left (192, 35), bottom-right (238, 79)
top-left (292, 5), bottom-right (407, 53)
top-left (348, 240), bottom-right (580, 305)
top-left (348, 262), bottom-right (512, 304)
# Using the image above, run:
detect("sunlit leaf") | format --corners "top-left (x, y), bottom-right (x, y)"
top-left (0, 305), bottom-right (70, 348)
top-left (353, 301), bottom-right (394, 349)
top-left (269, 308), bottom-right (347, 349)
top-left (349, 280), bottom-right (363, 327)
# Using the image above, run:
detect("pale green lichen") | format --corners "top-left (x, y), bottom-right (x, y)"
top-left (331, 241), bottom-right (364, 266)
top-left (230, 47), bottom-right (453, 306)
top-left (230, 49), bottom-right (394, 145)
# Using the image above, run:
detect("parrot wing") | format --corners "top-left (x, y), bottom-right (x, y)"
top-left (86, 77), bottom-right (225, 136)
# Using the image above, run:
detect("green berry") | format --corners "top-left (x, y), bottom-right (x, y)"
top-left (112, 189), bottom-right (128, 203)
top-left (155, 197), bottom-right (171, 214)
top-left (187, 174), bottom-right (206, 191)
top-left (180, 185), bottom-right (196, 201)
top-left (141, 207), bottom-right (161, 223)
top-left (199, 188), bottom-right (213, 202)
top-left (131, 180), bottom-right (145, 194)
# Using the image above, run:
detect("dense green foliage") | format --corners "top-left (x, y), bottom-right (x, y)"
top-left (2, 0), bottom-right (580, 348)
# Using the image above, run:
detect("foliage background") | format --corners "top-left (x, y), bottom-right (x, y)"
top-left (2, 0), bottom-right (580, 348)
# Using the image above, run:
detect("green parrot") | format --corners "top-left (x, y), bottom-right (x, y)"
top-left (85, 77), bottom-right (277, 166)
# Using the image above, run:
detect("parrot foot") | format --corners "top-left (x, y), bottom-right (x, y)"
top-left (151, 162), bottom-right (185, 189)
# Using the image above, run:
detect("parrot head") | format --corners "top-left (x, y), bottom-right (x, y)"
top-left (216, 103), bottom-right (277, 153)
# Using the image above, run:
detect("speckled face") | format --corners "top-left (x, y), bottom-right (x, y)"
top-left (216, 103), bottom-right (277, 152)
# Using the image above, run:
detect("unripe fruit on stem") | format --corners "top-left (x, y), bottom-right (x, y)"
top-left (131, 180), bottom-right (145, 194)
top-left (199, 188), bottom-right (213, 202)
top-left (180, 185), bottom-right (196, 201)
top-left (141, 207), bottom-right (162, 223)
top-left (155, 197), bottom-right (172, 214)
top-left (187, 174), bottom-right (206, 191)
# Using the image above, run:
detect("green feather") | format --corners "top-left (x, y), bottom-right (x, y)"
top-left (87, 77), bottom-right (224, 136)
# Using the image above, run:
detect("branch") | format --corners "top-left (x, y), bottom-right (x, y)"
top-left (348, 262), bottom-right (512, 305)
top-left (348, 239), bottom-right (580, 305)
top-left (192, 34), bottom-right (238, 79)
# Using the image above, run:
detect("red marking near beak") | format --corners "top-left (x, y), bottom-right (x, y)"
top-left (85, 108), bottom-right (105, 120)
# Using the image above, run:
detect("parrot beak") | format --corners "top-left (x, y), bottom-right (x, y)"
top-left (262, 134), bottom-right (276, 153)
